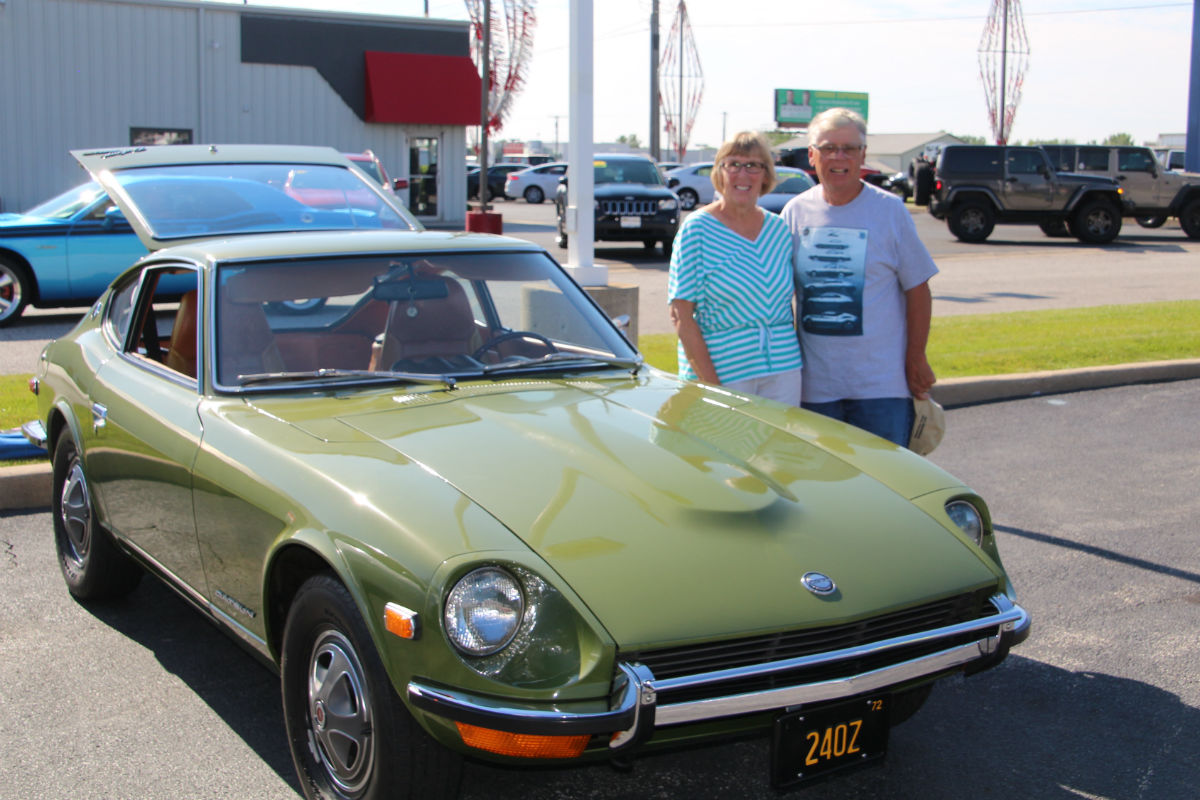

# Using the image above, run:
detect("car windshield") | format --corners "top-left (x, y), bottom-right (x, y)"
top-left (773, 176), bottom-right (814, 194)
top-left (23, 181), bottom-right (109, 219)
top-left (104, 163), bottom-right (415, 240)
top-left (214, 249), bottom-right (640, 389)
top-left (594, 159), bottom-right (663, 186)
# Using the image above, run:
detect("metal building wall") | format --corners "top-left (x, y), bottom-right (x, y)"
top-left (0, 0), bottom-right (469, 223)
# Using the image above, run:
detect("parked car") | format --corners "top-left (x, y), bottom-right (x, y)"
top-left (555, 154), bottom-right (680, 256)
top-left (777, 146), bottom-right (881, 184)
top-left (656, 161), bottom-right (684, 176)
top-left (756, 167), bottom-right (815, 213)
top-left (24, 144), bottom-right (1029, 800)
top-left (467, 162), bottom-right (527, 200)
top-left (344, 149), bottom-right (408, 201)
top-left (663, 162), bottom-right (716, 210)
top-left (503, 161), bottom-right (567, 204)
top-left (0, 180), bottom-right (144, 326)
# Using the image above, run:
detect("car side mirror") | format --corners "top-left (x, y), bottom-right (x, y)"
top-left (610, 313), bottom-right (630, 332)
top-left (103, 205), bottom-right (127, 229)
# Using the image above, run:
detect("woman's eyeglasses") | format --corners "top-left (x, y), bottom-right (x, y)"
top-left (722, 160), bottom-right (765, 174)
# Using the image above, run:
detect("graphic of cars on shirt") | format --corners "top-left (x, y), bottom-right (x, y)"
top-left (796, 226), bottom-right (866, 336)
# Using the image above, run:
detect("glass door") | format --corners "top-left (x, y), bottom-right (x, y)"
top-left (409, 137), bottom-right (439, 217)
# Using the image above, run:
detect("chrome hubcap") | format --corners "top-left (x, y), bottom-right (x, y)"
top-left (60, 460), bottom-right (92, 565)
top-left (307, 630), bottom-right (373, 796)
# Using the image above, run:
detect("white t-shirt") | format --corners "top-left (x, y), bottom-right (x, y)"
top-left (780, 182), bottom-right (938, 403)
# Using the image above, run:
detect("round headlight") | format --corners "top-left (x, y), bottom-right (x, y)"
top-left (945, 500), bottom-right (984, 545)
top-left (444, 567), bottom-right (525, 656)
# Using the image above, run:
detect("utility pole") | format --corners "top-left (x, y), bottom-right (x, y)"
top-left (649, 0), bottom-right (660, 161)
top-left (550, 114), bottom-right (563, 158)
top-left (479, 0), bottom-right (491, 210)
top-left (722, 111), bottom-right (727, 143)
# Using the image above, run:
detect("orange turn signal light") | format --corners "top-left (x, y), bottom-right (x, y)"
top-left (455, 722), bottom-right (590, 759)
top-left (383, 603), bottom-right (419, 640)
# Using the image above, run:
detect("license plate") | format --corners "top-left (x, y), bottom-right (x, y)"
top-left (770, 696), bottom-right (889, 788)
top-left (619, 216), bottom-right (642, 228)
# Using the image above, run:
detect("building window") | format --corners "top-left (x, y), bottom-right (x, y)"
top-left (130, 128), bottom-right (193, 146)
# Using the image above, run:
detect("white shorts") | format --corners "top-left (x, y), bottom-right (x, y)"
top-left (725, 367), bottom-right (803, 406)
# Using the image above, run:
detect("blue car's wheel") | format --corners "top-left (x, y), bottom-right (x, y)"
top-left (0, 257), bottom-right (31, 327)
top-left (52, 435), bottom-right (141, 600)
top-left (282, 574), bottom-right (462, 800)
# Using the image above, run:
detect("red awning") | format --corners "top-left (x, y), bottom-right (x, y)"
top-left (364, 51), bottom-right (481, 125)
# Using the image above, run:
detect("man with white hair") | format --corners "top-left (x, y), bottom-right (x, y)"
top-left (780, 107), bottom-right (937, 447)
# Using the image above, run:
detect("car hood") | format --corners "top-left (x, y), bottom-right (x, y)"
top-left (0, 213), bottom-right (63, 232)
top-left (594, 183), bottom-right (677, 200)
top-left (274, 375), bottom-right (1001, 649)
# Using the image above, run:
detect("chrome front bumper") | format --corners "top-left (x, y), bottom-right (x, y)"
top-left (407, 595), bottom-right (1031, 749)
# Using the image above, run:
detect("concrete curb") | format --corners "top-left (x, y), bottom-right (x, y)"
top-left (4, 359), bottom-right (1199, 513)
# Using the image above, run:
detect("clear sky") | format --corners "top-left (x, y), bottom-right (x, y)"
top-left (213, 0), bottom-right (1194, 151)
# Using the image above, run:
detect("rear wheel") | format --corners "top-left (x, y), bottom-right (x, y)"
top-left (676, 188), bottom-right (699, 211)
top-left (52, 435), bottom-right (141, 600)
top-left (947, 201), bottom-right (995, 242)
top-left (1135, 215), bottom-right (1167, 229)
top-left (523, 185), bottom-right (544, 204)
top-left (1069, 199), bottom-right (1122, 244)
top-left (0, 257), bottom-right (32, 327)
top-left (282, 574), bottom-right (462, 800)
top-left (1179, 198), bottom-right (1200, 240)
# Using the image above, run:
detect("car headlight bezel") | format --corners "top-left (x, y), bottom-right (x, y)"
top-left (443, 566), bottom-right (525, 657)
top-left (658, 197), bottom-right (678, 211)
top-left (945, 499), bottom-right (984, 545)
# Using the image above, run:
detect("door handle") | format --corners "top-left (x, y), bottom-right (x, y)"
top-left (91, 402), bottom-right (108, 433)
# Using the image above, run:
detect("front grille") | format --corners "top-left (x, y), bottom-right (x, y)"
top-left (600, 199), bottom-right (658, 216)
top-left (623, 589), bottom-right (998, 705)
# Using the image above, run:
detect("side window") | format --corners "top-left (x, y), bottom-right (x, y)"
top-left (123, 267), bottom-right (201, 380)
top-left (697, 166), bottom-right (713, 177)
top-left (105, 275), bottom-right (144, 347)
top-left (1006, 149), bottom-right (1044, 175)
top-left (1117, 148), bottom-right (1155, 172)
top-left (946, 148), bottom-right (1004, 177)
top-left (1077, 147), bottom-right (1109, 171)
top-left (1041, 146), bottom-right (1073, 171)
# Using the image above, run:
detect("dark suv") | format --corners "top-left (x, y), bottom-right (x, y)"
top-left (555, 154), bottom-right (680, 257)
top-left (929, 145), bottom-right (1126, 243)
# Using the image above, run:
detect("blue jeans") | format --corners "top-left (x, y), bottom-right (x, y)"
top-left (801, 397), bottom-right (915, 447)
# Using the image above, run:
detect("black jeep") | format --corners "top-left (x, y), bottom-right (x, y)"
top-left (555, 154), bottom-right (680, 257)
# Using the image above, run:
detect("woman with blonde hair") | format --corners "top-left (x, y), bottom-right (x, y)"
top-left (667, 131), bottom-right (803, 403)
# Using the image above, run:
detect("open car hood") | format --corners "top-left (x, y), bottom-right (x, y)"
top-left (71, 144), bottom-right (421, 252)
top-left (321, 378), bottom-right (1003, 649)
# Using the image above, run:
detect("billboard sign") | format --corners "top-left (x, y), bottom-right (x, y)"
top-left (775, 89), bottom-right (869, 127)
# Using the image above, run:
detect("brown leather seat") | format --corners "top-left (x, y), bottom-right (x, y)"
top-left (374, 277), bottom-right (483, 371)
top-left (164, 291), bottom-right (198, 378)
top-left (217, 299), bottom-right (286, 383)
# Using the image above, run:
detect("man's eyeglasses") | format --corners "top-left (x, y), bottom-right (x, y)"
top-left (813, 144), bottom-right (865, 156)
top-left (722, 160), bottom-right (765, 174)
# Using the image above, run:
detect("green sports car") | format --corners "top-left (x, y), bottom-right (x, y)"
top-left (24, 145), bottom-right (1028, 799)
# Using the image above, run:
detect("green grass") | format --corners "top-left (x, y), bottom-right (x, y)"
top-left (639, 301), bottom-right (1200, 377)
top-left (3, 300), bottom-right (1197, 449)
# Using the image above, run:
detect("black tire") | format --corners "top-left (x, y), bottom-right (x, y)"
top-left (1179, 198), bottom-right (1200, 240)
top-left (913, 165), bottom-right (934, 206)
top-left (677, 188), bottom-right (699, 211)
top-left (282, 574), bottom-right (462, 800)
top-left (947, 201), bottom-right (995, 243)
top-left (662, 238), bottom-right (673, 260)
top-left (0, 256), bottom-right (32, 327)
top-left (523, 185), bottom-right (544, 204)
top-left (1136, 215), bottom-right (1167, 229)
top-left (1038, 219), bottom-right (1070, 237)
top-left (1069, 199), bottom-right (1122, 244)
top-left (52, 434), bottom-right (141, 600)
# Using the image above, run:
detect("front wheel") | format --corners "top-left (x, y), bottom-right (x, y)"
top-left (1069, 199), bottom-right (1122, 244)
top-left (1178, 198), bottom-right (1200, 240)
top-left (524, 185), bottom-right (544, 204)
top-left (52, 434), bottom-right (141, 600)
top-left (1136, 215), bottom-right (1167, 229)
top-left (282, 574), bottom-right (462, 800)
top-left (676, 188), bottom-right (699, 211)
top-left (0, 257), bottom-right (32, 327)
top-left (947, 201), bottom-right (995, 242)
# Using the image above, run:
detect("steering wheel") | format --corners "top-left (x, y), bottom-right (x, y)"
top-left (472, 330), bottom-right (557, 361)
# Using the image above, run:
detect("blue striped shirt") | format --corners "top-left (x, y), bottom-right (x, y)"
top-left (668, 209), bottom-right (803, 383)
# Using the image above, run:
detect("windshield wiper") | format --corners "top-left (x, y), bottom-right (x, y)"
top-left (236, 368), bottom-right (456, 389)
top-left (480, 352), bottom-right (643, 376)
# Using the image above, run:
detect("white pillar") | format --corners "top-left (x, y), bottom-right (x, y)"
top-left (566, 0), bottom-right (606, 286)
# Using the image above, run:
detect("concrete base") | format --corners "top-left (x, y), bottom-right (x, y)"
top-left (0, 462), bottom-right (50, 511)
top-left (583, 284), bottom-right (640, 344)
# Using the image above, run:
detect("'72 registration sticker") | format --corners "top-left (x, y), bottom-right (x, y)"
top-left (770, 696), bottom-right (889, 788)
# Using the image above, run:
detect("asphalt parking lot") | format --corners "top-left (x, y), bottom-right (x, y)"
top-left (2, 379), bottom-right (1197, 799)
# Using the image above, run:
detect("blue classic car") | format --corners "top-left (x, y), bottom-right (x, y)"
top-left (0, 181), bottom-right (144, 325)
